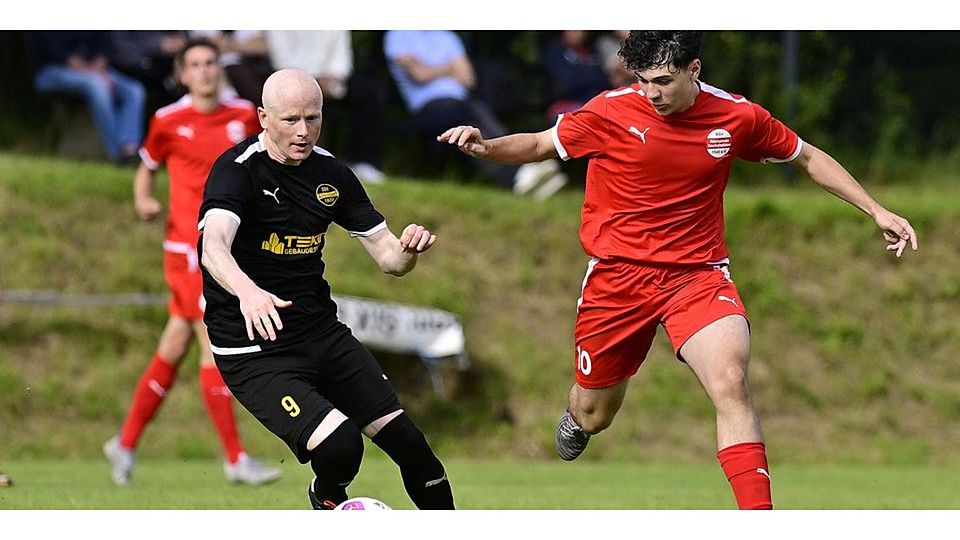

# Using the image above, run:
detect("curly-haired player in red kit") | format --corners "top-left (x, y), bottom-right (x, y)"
top-left (439, 31), bottom-right (917, 509)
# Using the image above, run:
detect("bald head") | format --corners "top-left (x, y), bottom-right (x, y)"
top-left (258, 69), bottom-right (325, 165)
top-left (262, 68), bottom-right (323, 112)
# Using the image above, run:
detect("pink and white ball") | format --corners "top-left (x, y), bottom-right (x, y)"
top-left (334, 497), bottom-right (392, 510)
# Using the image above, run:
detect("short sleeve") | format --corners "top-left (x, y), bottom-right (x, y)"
top-left (139, 115), bottom-right (169, 170)
top-left (198, 155), bottom-right (253, 231)
top-left (332, 164), bottom-right (386, 237)
top-left (739, 102), bottom-right (802, 164)
top-left (552, 93), bottom-right (610, 161)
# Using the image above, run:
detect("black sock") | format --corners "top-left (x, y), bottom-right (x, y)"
top-left (309, 420), bottom-right (364, 506)
top-left (372, 413), bottom-right (454, 509)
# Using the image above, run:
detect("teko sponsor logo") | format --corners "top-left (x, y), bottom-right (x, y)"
top-left (261, 232), bottom-right (325, 255)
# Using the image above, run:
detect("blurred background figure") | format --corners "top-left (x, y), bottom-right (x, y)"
top-left (193, 30), bottom-right (272, 107)
top-left (109, 31), bottom-right (188, 113)
top-left (385, 30), bottom-right (566, 200)
top-left (266, 30), bottom-right (386, 184)
top-left (596, 30), bottom-right (635, 88)
top-left (103, 38), bottom-right (280, 487)
top-left (32, 30), bottom-right (146, 164)
top-left (542, 30), bottom-right (610, 123)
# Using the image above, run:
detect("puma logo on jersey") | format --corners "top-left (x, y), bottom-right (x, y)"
top-left (718, 295), bottom-right (738, 307)
top-left (628, 126), bottom-right (650, 144)
top-left (262, 188), bottom-right (280, 204)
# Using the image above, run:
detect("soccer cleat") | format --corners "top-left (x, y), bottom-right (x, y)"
top-left (555, 411), bottom-right (591, 461)
top-left (224, 454), bottom-right (282, 486)
top-left (307, 477), bottom-right (338, 510)
top-left (103, 435), bottom-right (136, 486)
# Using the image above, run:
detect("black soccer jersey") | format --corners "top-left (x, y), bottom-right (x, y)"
top-left (198, 133), bottom-right (385, 354)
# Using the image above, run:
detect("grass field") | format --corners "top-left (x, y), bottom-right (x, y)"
top-left (2, 444), bottom-right (960, 509)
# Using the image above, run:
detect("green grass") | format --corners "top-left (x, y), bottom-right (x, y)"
top-left (2, 151), bottom-right (960, 469)
top-left (3, 447), bottom-right (959, 509)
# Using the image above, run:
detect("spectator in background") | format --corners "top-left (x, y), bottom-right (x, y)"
top-left (109, 31), bottom-right (187, 111)
top-left (266, 31), bottom-right (386, 184)
top-left (596, 30), bottom-right (635, 88)
top-left (542, 31), bottom-right (610, 122)
top-left (33, 30), bottom-right (146, 164)
top-left (385, 30), bottom-right (566, 200)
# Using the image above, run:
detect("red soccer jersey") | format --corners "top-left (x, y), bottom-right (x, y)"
top-left (553, 82), bottom-right (802, 265)
top-left (139, 95), bottom-right (261, 245)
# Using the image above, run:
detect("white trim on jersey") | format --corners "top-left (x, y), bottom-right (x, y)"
top-left (235, 132), bottom-right (267, 164)
top-left (605, 86), bottom-right (642, 99)
top-left (210, 344), bottom-right (262, 355)
top-left (163, 240), bottom-right (199, 273)
top-left (198, 208), bottom-right (242, 231)
top-left (700, 82), bottom-right (750, 104)
top-left (551, 113), bottom-right (570, 161)
top-left (348, 220), bottom-right (388, 238)
top-left (139, 147), bottom-right (159, 170)
top-left (312, 146), bottom-right (334, 157)
top-left (576, 257), bottom-right (600, 310)
top-left (155, 95), bottom-right (193, 118)
top-left (761, 137), bottom-right (804, 164)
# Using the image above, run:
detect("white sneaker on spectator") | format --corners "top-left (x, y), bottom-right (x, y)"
top-left (350, 162), bottom-right (386, 184)
top-left (224, 453), bottom-right (282, 486)
top-left (103, 435), bottom-right (135, 486)
top-left (532, 172), bottom-right (568, 201)
top-left (512, 160), bottom-right (559, 195)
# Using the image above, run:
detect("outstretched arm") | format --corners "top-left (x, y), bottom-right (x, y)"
top-left (201, 214), bottom-right (292, 341)
top-left (793, 142), bottom-right (918, 257)
top-left (437, 126), bottom-right (558, 164)
top-left (356, 224), bottom-right (436, 277)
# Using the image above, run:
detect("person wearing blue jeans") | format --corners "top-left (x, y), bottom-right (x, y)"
top-left (33, 31), bottom-right (146, 163)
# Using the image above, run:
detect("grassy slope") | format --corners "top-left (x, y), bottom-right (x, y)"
top-left (1, 152), bottom-right (960, 466)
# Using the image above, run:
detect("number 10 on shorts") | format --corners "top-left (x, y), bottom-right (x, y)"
top-left (577, 346), bottom-right (592, 376)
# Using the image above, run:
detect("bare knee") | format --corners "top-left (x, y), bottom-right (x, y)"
top-left (710, 363), bottom-right (752, 411)
top-left (569, 384), bottom-right (625, 435)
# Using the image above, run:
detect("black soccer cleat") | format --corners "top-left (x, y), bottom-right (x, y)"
top-left (307, 477), bottom-right (338, 510)
top-left (555, 411), bottom-right (591, 461)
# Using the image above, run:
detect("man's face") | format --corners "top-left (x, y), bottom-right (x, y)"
top-left (179, 46), bottom-right (221, 98)
top-left (258, 95), bottom-right (323, 164)
top-left (636, 59), bottom-right (701, 116)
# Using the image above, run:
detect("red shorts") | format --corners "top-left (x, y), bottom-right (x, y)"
top-left (574, 258), bottom-right (749, 389)
top-left (163, 247), bottom-right (204, 320)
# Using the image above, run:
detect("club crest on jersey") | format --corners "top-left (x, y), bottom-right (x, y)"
top-left (706, 128), bottom-right (732, 158)
top-left (226, 120), bottom-right (246, 143)
top-left (316, 184), bottom-right (340, 207)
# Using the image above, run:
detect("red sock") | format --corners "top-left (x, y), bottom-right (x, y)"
top-left (119, 354), bottom-right (179, 449)
top-left (199, 365), bottom-right (244, 464)
top-left (717, 442), bottom-right (773, 510)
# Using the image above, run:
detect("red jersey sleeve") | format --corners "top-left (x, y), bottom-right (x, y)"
top-left (552, 94), bottom-right (610, 161)
top-left (139, 114), bottom-right (169, 170)
top-left (740, 102), bottom-right (802, 163)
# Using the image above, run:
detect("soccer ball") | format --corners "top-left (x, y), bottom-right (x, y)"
top-left (334, 497), bottom-right (392, 510)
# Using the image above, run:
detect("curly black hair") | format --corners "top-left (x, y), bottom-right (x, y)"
top-left (618, 31), bottom-right (703, 73)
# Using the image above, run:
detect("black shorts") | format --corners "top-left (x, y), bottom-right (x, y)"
top-left (213, 323), bottom-right (402, 463)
